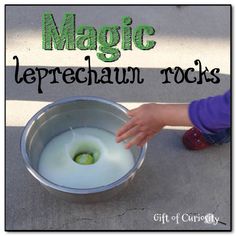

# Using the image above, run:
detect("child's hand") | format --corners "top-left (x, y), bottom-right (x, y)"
top-left (116, 103), bottom-right (164, 149)
top-left (116, 103), bottom-right (191, 149)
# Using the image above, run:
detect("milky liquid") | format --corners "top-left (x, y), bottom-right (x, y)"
top-left (38, 127), bottom-right (135, 188)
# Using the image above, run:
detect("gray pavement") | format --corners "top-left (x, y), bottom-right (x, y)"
top-left (5, 5), bottom-right (231, 230)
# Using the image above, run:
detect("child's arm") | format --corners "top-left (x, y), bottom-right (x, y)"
top-left (116, 103), bottom-right (193, 149)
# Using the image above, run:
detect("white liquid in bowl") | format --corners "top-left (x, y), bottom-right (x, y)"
top-left (38, 127), bottom-right (135, 189)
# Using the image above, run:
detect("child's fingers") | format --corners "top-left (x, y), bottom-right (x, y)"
top-left (125, 133), bottom-right (145, 149)
top-left (116, 126), bottom-right (139, 143)
top-left (138, 135), bottom-right (152, 147)
top-left (116, 118), bottom-right (137, 139)
top-left (137, 136), bottom-right (148, 147)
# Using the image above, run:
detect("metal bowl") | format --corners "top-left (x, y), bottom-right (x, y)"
top-left (21, 96), bottom-right (147, 202)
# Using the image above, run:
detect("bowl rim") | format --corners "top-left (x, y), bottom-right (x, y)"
top-left (20, 96), bottom-right (147, 194)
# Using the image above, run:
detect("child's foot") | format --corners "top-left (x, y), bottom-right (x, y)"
top-left (182, 127), bottom-right (211, 150)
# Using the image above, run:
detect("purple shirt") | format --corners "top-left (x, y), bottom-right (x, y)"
top-left (189, 90), bottom-right (230, 134)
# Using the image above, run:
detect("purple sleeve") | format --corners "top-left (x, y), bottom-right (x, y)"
top-left (188, 90), bottom-right (230, 134)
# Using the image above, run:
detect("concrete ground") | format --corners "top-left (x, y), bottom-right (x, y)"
top-left (5, 5), bottom-right (231, 230)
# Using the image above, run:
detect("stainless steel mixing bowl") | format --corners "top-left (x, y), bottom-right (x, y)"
top-left (21, 96), bottom-right (147, 202)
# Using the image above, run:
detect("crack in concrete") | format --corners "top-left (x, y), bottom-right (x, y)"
top-left (218, 221), bottom-right (227, 226)
top-left (115, 207), bottom-right (145, 218)
top-left (78, 217), bottom-right (94, 221)
top-left (53, 207), bottom-right (147, 229)
top-left (51, 208), bottom-right (146, 229)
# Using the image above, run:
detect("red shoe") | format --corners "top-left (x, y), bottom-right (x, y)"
top-left (182, 127), bottom-right (212, 150)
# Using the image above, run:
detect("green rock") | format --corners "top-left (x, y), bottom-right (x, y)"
top-left (74, 153), bottom-right (95, 165)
